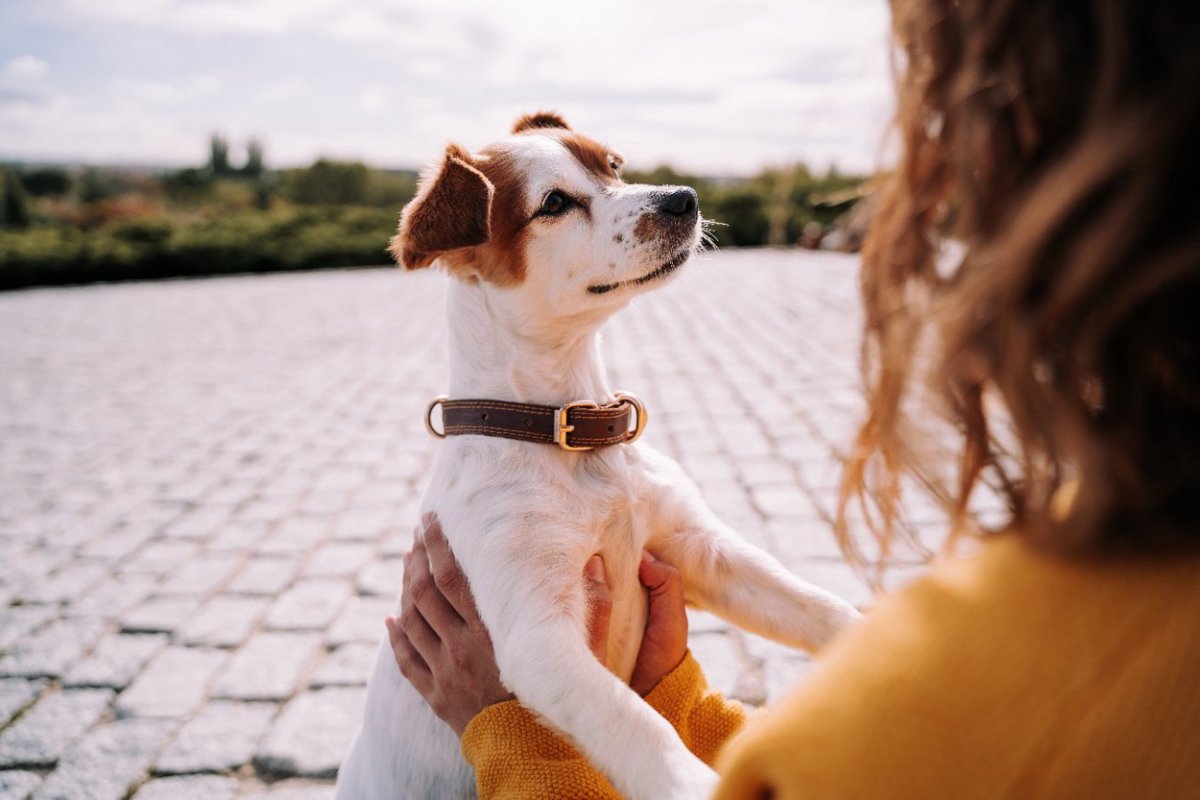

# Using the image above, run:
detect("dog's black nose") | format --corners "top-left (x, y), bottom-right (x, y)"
top-left (659, 188), bottom-right (698, 217)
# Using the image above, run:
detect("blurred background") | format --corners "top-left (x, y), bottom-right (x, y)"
top-left (0, 0), bottom-right (891, 290)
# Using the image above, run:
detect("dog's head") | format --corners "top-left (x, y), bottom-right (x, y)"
top-left (390, 112), bottom-right (701, 323)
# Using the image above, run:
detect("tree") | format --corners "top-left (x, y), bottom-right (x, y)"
top-left (163, 167), bottom-right (214, 204)
top-left (208, 134), bottom-right (232, 176)
top-left (242, 138), bottom-right (266, 177)
top-left (78, 168), bottom-right (118, 204)
top-left (282, 159), bottom-right (371, 206)
top-left (1, 169), bottom-right (32, 228)
top-left (21, 167), bottom-right (72, 198)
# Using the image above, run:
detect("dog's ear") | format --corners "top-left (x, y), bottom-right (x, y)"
top-left (511, 111), bottom-right (571, 134)
top-left (389, 143), bottom-right (494, 270)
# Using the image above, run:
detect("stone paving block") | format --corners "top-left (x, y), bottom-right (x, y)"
top-left (227, 556), bottom-right (302, 596)
top-left (258, 518), bottom-right (330, 557)
top-left (208, 519), bottom-right (271, 553)
top-left (0, 770), bottom-right (41, 800)
top-left (0, 688), bottom-right (112, 768)
top-left (298, 490), bottom-right (350, 517)
top-left (796, 559), bottom-right (875, 610)
top-left (71, 573), bottom-right (157, 619)
top-left (178, 596), bottom-right (270, 648)
top-left (765, 517), bottom-right (847, 564)
top-left (689, 632), bottom-right (754, 703)
top-left (157, 553), bottom-right (244, 596)
top-left (355, 560), bottom-right (402, 598)
top-left (154, 701), bottom-right (277, 774)
top-left (762, 656), bottom-right (814, 704)
top-left (0, 679), bottom-right (46, 729)
top-left (378, 530), bottom-right (414, 558)
top-left (310, 643), bottom-right (377, 688)
top-left (115, 646), bottom-right (228, 719)
top-left (238, 781), bottom-right (335, 800)
top-left (64, 633), bottom-right (168, 689)
top-left (77, 526), bottom-right (157, 562)
top-left (326, 597), bottom-right (393, 646)
top-left (162, 507), bottom-right (235, 541)
top-left (256, 687), bottom-right (366, 779)
top-left (302, 543), bottom-right (376, 580)
top-left (13, 563), bottom-right (108, 606)
top-left (0, 607), bottom-right (55, 652)
top-left (212, 633), bottom-right (322, 702)
top-left (31, 718), bottom-right (174, 800)
top-left (120, 595), bottom-right (202, 634)
top-left (750, 484), bottom-right (822, 521)
top-left (685, 609), bottom-right (731, 635)
top-left (264, 580), bottom-right (352, 631)
top-left (0, 550), bottom-right (67, 602)
top-left (133, 775), bottom-right (237, 800)
top-left (119, 541), bottom-right (201, 577)
top-left (0, 617), bottom-right (106, 679)
top-left (328, 509), bottom-right (396, 543)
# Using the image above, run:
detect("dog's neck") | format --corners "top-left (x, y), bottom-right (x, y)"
top-left (445, 279), bottom-right (615, 405)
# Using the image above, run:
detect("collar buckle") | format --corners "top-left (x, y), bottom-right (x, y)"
top-left (555, 401), bottom-right (599, 451)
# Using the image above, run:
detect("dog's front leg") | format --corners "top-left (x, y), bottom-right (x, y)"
top-left (462, 541), bottom-right (717, 800)
top-left (636, 453), bottom-right (861, 652)
top-left (654, 513), bottom-right (861, 652)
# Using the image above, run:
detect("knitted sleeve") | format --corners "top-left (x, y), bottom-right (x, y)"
top-left (460, 651), bottom-right (746, 798)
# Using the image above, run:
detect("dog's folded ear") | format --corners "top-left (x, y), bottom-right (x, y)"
top-left (389, 143), bottom-right (494, 270)
top-left (511, 112), bottom-right (571, 134)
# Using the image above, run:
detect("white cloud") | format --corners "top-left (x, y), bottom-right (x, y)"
top-left (6, 0), bottom-right (895, 174)
top-left (2, 55), bottom-right (48, 80)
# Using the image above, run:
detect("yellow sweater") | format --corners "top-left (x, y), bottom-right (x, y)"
top-left (462, 536), bottom-right (1200, 798)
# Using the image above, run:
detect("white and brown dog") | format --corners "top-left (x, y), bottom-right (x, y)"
top-left (335, 113), bottom-right (860, 800)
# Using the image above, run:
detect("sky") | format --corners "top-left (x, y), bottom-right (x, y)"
top-left (0, 0), bottom-right (894, 176)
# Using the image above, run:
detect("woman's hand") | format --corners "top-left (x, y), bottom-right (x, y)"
top-left (386, 515), bottom-right (513, 736)
top-left (388, 514), bottom-right (691, 735)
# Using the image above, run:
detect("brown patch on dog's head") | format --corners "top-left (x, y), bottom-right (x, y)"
top-left (469, 146), bottom-right (534, 285)
top-left (390, 143), bottom-right (493, 270)
top-left (554, 132), bottom-right (623, 185)
top-left (511, 111), bottom-right (571, 134)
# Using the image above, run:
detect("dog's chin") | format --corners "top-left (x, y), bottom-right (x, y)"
top-left (586, 247), bottom-right (692, 296)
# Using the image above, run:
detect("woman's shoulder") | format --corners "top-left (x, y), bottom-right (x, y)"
top-left (714, 536), bottom-right (1200, 799)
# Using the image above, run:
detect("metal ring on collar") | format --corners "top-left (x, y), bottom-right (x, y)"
top-left (425, 395), bottom-right (449, 439)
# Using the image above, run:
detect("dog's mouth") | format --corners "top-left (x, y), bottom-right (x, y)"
top-left (587, 248), bottom-right (691, 295)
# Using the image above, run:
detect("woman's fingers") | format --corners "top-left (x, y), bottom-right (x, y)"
top-left (386, 616), bottom-right (432, 692)
top-left (584, 555), bottom-right (612, 664)
top-left (630, 551), bottom-right (690, 696)
top-left (420, 515), bottom-right (480, 623)
top-left (639, 551), bottom-right (686, 613)
top-left (399, 536), bottom-right (444, 666)
top-left (408, 522), bottom-right (468, 636)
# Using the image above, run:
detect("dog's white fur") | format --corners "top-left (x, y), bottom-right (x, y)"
top-left (336, 117), bottom-right (861, 800)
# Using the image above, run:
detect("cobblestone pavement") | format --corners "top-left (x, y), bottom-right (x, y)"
top-left (0, 250), bottom-right (937, 798)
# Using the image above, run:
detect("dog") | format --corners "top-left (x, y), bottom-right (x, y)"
top-left (335, 112), bottom-right (861, 800)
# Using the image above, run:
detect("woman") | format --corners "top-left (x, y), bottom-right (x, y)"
top-left (387, 0), bottom-right (1200, 795)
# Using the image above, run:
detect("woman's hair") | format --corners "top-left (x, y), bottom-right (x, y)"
top-left (839, 0), bottom-right (1200, 567)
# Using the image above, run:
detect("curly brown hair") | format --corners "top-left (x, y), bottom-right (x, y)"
top-left (839, 0), bottom-right (1200, 568)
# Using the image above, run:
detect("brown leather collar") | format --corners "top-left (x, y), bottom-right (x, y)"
top-left (425, 392), bottom-right (647, 451)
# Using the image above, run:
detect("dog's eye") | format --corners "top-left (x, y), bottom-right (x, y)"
top-left (609, 160), bottom-right (621, 178)
top-left (538, 190), bottom-right (571, 217)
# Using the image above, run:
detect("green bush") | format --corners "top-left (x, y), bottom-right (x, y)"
top-left (0, 206), bottom-right (398, 290)
top-left (0, 144), bottom-right (870, 290)
top-left (282, 160), bottom-right (372, 206)
top-left (21, 167), bottom-right (73, 198)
